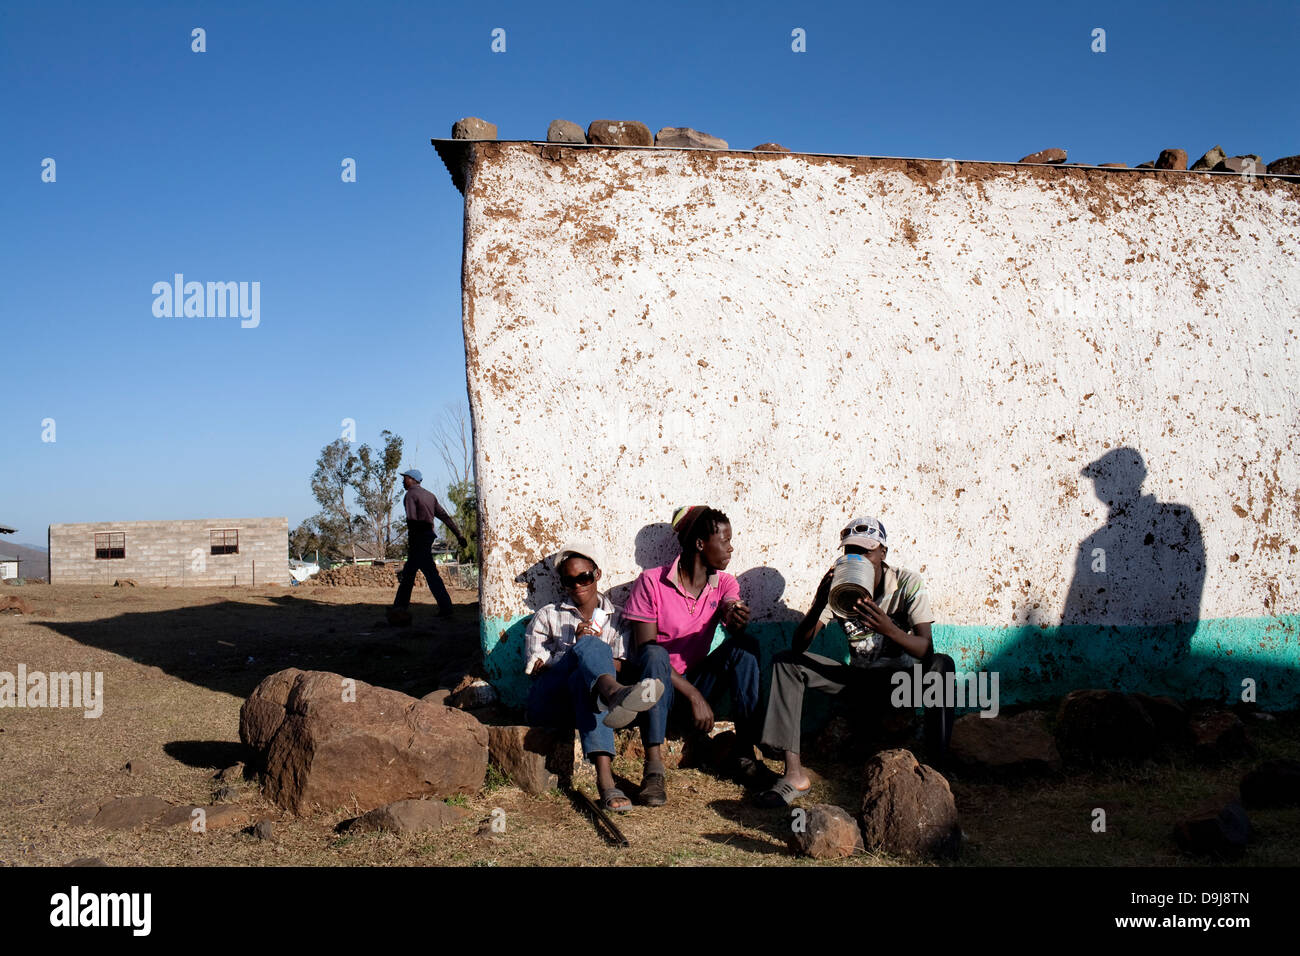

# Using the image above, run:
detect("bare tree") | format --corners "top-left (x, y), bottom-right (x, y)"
top-left (433, 401), bottom-right (474, 488)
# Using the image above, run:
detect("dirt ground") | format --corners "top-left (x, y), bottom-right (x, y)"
top-left (0, 584), bottom-right (1296, 867)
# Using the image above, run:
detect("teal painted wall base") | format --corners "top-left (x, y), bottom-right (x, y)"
top-left (482, 614), bottom-right (1300, 713)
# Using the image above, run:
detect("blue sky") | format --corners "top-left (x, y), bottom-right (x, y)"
top-left (1, 0), bottom-right (1296, 545)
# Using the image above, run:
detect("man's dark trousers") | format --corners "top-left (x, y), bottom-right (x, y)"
top-left (394, 531), bottom-right (453, 613)
top-left (760, 649), bottom-right (956, 759)
top-left (664, 631), bottom-right (763, 749)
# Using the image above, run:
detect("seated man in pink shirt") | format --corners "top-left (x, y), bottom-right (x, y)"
top-left (621, 506), bottom-right (775, 806)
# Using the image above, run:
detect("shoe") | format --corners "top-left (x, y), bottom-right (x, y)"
top-left (730, 755), bottom-right (779, 790)
top-left (638, 771), bottom-right (667, 807)
top-left (600, 678), bottom-right (665, 729)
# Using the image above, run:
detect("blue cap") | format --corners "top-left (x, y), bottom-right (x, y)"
top-left (401, 469), bottom-right (423, 483)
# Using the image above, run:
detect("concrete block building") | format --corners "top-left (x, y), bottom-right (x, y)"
top-left (49, 517), bottom-right (290, 586)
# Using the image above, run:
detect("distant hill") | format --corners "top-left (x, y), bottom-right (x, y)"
top-left (0, 541), bottom-right (49, 580)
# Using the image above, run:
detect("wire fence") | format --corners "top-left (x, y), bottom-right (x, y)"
top-left (436, 562), bottom-right (479, 590)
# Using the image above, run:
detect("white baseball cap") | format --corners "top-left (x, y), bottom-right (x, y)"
top-left (840, 516), bottom-right (887, 551)
top-left (553, 539), bottom-right (603, 572)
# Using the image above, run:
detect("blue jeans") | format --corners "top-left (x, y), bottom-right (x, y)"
top-left (658, 631), bottom-right (763, 749)
top-left (525, 637), bottom-right (674, 762)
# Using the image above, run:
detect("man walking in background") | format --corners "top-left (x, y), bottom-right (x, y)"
top-left (392, 468), bottom-right (467, 622)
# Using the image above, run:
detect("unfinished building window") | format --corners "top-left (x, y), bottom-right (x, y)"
top-left (94, 532), bottom-right (125, 560)
top-left (210, 529), bottom-right (239, 556)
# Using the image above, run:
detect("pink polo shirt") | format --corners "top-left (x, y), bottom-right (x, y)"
top-left (622, 557), bottom-right (740, 675)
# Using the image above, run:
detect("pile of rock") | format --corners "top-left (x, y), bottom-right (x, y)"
top-left (787, 748), bottom-right (962, 860)
top-left (311, 564), bottom-right (409, 588)
top-left (451, 119), bottom-right (1296, 177)
top-left (452, 116), bottom-right (785, 153)
top-left (1173, 760), bottom-right (1300, 859)
top-left (1017, 144), bottom-right (1297, 176)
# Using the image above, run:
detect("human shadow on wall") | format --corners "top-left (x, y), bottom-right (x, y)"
top-left (737, 567), bottom-right (804, 625)
top-left (978, 446), bottom-right (1222, 702)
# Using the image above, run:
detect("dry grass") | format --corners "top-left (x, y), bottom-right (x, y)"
top-left (0, 584), bottom-right (1295, 867)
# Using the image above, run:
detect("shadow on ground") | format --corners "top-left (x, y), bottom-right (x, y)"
top-left (42, 590), bottom-right (484, 703)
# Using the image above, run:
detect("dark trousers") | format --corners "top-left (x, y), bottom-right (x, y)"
top-left (760, 649), bottom-right (955, 759)
top-left (393, 537), bottom-right (452, 612)
top-left (666, 631), bottom-right (763, 749)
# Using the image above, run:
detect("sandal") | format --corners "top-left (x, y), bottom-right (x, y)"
top-left (598, 786), bottom-right (633, 813)
top-left (601, 678), bottom-right (665, 729)
top-left (638, 771), bottom-right (667, 807)
top-left (753, 778), bottom-right (810, 808)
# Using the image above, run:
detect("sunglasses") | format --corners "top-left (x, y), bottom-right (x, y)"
top-left (840, 523), bottom-right (882, 539)
top-left (560, 570), bottom-right (597, 588)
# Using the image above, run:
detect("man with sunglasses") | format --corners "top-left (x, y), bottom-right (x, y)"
top-left (524, 541), bottom-right (668, 813)
top-left (754, 516), bottom-right (954, 808)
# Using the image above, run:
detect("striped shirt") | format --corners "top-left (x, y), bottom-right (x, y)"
top-left (524, 592), bottom-right (629, 668)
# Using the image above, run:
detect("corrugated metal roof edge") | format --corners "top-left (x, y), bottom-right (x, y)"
top-left (431, 138), bottom-right (1297, 195)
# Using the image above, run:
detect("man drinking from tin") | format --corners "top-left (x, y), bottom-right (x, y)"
top-left (754, 515), bottom-right (955, 807)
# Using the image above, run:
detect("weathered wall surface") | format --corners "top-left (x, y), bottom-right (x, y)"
top-left (450, 142), bottom-right (1300, 708)
top-left (49, 518), bottom-right (290, 586)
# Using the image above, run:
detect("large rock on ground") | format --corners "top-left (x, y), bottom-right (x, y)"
top-left (1190, 710), bottom-right (1252, 762)
top-left (1055, 689), bottom-right (1158, 764)
top-left (586, 119), bottom-right (652, 147)
top-left (752, 142), bottom-right (790, 152)
top-left (1241, 759), bottom-right (1300, 808)
top-left (1131, 694), bottom-right (1190, 750)
top-left (788, 804), bottom-right (863, 859)
top-left (240, 668), bottom-right (488, 815)
top-left (488, 725), bottom-right (573, 794)
top-left (1174, 797), bottom-right (1250, 858)
top-left (0, 595), bottom-right (33, 614)
top-left (859, 749), bottom-right (960, 859)
top-left (69, 796), bottom-right (172, 830)
top-left (341, 799), bottom-right (470, 834)
top-left (949, 710), bottom-right (1062, 776)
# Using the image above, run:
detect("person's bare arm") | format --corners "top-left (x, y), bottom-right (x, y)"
top-left (432, 501), bottom-right (467, 547)
top-left (792, 567), bottom-right (834, 653)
